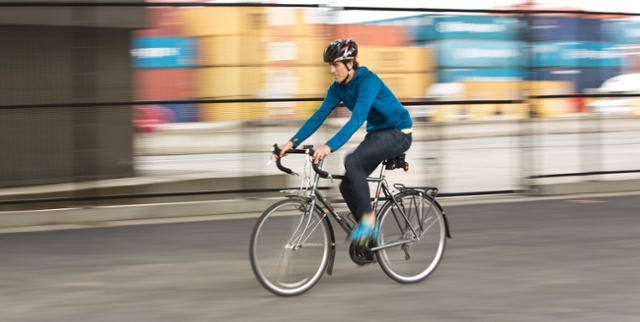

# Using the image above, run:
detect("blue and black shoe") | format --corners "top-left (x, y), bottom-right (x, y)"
top-left (350, 219), bottom-right (380, 246)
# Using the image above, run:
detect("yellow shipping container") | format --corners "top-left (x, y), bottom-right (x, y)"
top-left (201, 102), bottom-right (267, 122)
top-left (525, 81), bottom-right (575, 118)
top-left (199, 35), bottom-right (267, 66)
top-left (430, 105), bottom-right (468, 122)
top-left (197, 67), bottom-right (267, 98)
top-left (358, 46), bottom-right (434, 73)
top-left (180, 7), bottom-right (267, 37)
top-left (378, 73), bottom-right (436, 99)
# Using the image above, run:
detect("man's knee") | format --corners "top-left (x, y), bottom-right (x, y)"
top-left (343, 153), bottom-right (361, 173)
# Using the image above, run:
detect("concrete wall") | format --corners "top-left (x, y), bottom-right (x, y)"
top-left (0, 0), bottom-right (146, 29)
top-left (0, 25), bottom-right (136, 188)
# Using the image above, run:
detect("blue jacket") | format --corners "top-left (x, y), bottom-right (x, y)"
top-left (290, 66), bottom-right (413, 152)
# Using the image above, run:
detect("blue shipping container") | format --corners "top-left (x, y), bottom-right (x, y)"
top-left (428, 40), bottom-right (527, 68)
top-left (162, 104), bottom-right (200, 123)
top-left (533, 68), bottom-right (621, 93)
top-left (527, 17), bottom-right (603, 42)
top-left (410, 15), bottom-right (523, 41)
top-left (132, 37), bottom-right (197, 69)
top-left (601, 19), bottom-right (640, 44)
top-left (531, 42), bottom-right (623, 68)
top-left (438, 68), bottom-right (529, 83)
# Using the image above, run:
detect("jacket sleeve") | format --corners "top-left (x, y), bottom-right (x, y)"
top-left (326, 76), bottom-right (379, 151)
top-left (289, 84), bottom-right (341, 147)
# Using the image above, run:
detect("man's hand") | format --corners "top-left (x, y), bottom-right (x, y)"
top-left (312, 144), bottom-right (332, 164)
top-left (275, 141), bottom-right (295, 160)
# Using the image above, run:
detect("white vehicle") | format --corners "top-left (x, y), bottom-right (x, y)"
top-left (587, 73), bottom-right (640, 115)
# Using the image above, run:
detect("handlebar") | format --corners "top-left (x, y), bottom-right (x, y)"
top-left (273, 144), bottom-right (331, 179)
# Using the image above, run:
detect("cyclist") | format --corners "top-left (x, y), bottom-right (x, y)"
top-left (277, 38), bottom-right (413, 244)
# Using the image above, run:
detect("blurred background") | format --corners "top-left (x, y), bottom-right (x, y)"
top-left (1, 0), bottom-right (640, 212)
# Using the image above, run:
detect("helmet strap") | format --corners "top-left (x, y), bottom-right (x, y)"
top-left (339, 62), bottom-right (352, 85)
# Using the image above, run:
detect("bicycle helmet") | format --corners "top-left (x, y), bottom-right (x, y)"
top-left (323, 38), bottom-right (358, 63)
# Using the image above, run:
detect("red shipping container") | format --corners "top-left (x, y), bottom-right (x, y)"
top-left (330, 24), bottom-right (409, 47)
top-left (133, 68), bottom-right (196, 100)
top-left (132, 7), bottom-right (184, 37)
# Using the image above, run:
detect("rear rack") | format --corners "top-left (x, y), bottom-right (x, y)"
top-left (393, 183), bottom-right (439, 198)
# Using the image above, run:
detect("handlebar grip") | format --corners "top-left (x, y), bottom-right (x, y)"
top-left (308, 148), bottom-right (330, 179)
top-left (273, 144), bottom-right (295, 175)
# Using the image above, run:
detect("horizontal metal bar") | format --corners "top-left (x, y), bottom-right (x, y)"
top-left (437, 190), bottom-right (524, 197)
top-left (0, 2), bottom-right (638, 17)
top-left (0, 2), bottom-right (321, 8)
top-left (341, 6), bottom-right (640, 17)
top-left (529, 169), bottom-right (640, 179)
top-left (7, 91), bottom-right (640, 110)
top-left (13, 94), bottom-right (640, 110)
top-left (371, 238), bottom-right (417, 251)
top-left (0, 186), bottom-right (331, 206)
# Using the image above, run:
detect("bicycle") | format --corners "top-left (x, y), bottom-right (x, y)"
top-left (249, 144), bottom-right (452, 296)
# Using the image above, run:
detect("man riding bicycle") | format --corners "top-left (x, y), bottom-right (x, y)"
top-left (277, 38), bottom-right (413, 245)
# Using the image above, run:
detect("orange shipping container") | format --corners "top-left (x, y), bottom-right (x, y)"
top-left (133, 68), bottom-right (196, 100)
top-left (330, 24), bottom-right (408, 47)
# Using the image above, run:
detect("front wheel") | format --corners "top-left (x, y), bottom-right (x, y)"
top-left (249, 198), bottom-right (331, 296)
top-left (376, 191), bottom-right (447, 283)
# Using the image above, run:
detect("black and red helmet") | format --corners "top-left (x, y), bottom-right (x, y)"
top-left (323, 38), bottom-right (358, 63)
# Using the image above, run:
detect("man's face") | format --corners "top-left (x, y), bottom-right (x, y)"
top-left (329, 61), bottom-right (352, 83)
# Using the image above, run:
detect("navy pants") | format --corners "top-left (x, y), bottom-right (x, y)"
top-left (339, 129), bottom-right (412, 221)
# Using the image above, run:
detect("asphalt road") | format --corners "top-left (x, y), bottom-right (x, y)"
top-left (1, 193), bottom-right (639, 321)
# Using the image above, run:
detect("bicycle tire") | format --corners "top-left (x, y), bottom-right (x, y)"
top-left (376, 191), bottom-right (447, 283)
top-left (249, 198), bottom-right (331, 296)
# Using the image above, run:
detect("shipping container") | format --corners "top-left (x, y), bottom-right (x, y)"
top-left (133, 7), bottom-right (184, 37)
top-left (201, 102), bottom-right (267, 122)
top-left (533, 67), bottom-right (621, 93)
top-left (131, 37), bottom-right (197, 69)
top-left (426, 39), bottom-right (527, 68)
top-left (265, 66), bottom-right (332, 97)
top-left (601, 19), bottom-right (640, 44)
top-left (330, 24), bottom-right (409, 47)
top-left (527, 17), bottom-right (603, 42)
top-left (197, 66), bottom-right (267, 98)
top-left (199, 35), bottom-right (267, 67)
top-left (438, 68), bottom-right (528, 83)
top-left (161, 104), bottom-right (200, 122)
top-left (266, 37), bottom-right (330, 66)
top-left (267, 8), bottom-right (330, 38)
top-left (180, 7), bottom-right (267, 37)
top-left (357, 46), bottom-right (434, 73)
top-left (410, 15), bottom-right (524, 41)
top-left (133, 68), bottom-right (196, 100)
top-left (531, 42), bottom-right (623, 68)
top-left (377, 72), bottom-right (436, 98)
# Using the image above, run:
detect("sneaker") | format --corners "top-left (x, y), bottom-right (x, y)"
top-left (349, 219), bottom-right (380, 245)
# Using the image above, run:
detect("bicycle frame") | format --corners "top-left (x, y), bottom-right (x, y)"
top-left (277, 148), bottom-right (431, 252)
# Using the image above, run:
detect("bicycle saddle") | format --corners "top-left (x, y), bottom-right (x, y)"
top-left (385, 153), bottom-right (409, 171)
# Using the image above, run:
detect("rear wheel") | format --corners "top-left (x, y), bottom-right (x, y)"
top-left (376, 191), bottom-right (447, 283)
top-left (249, 198), bottom-right (331, 296)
